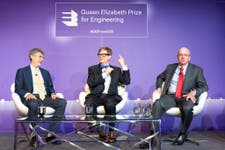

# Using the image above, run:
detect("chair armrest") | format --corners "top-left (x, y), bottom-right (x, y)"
top-left (116, 91), bottom-right (128, 113)
top-left (118, 85), bottom-right (125, 95)
top-left (12, 93), bottom-right (29, 116)
top-left (79, 91), bottom-right (88, 108)
top-left (193, 91), bottom-right (208, 115)
top-left (152, 82), bottom-right (165, 103)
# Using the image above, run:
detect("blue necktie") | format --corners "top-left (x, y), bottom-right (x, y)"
top-left (101, 65), bottom-right (109, 69)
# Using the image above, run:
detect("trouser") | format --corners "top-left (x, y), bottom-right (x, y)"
top-left (151, 94), bottom-right (195, 134)
top-left (85, 94), bottom-right (121, 131)
top-left (23, 95), bottom-right (67, 133)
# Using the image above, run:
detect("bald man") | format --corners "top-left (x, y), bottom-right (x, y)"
top-left (151, 47), bottom-right (208, 145)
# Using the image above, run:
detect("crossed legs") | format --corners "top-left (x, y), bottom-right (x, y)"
top-left (85, 94), bottom-right (119, 143)
top-left (151, 94), bottom-right (195, 144)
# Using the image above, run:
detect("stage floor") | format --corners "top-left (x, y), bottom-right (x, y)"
top-left (1, 131), bottom-right (224, 150)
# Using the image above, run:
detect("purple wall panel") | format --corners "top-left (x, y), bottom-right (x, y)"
top-left (0, 0), bottom-right (225, 101)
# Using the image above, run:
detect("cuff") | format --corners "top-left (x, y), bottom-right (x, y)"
top-left (122, 65), bottom-right (128, 71)
top-left (24, 93), bottom-right (30, 98)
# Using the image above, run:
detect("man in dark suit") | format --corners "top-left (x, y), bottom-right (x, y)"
top-left (151, 47), bottom-right (208, 145)
top-left (85, 46), bottom-right (130, 143)
top-left (15, 48), bottom-right (67, 146)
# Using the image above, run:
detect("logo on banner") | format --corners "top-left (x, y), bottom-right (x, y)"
top-left (56, 3), bottom-right (148, 37)
top-left (61, 10), bottom-right (78, 27)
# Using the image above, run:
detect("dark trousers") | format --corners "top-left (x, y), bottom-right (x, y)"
top-left (85, 94), bottom-right (120, 131)
top-left (151, 94), bottom-right (195, 134)
top-left (23, 95), bottom-right (67, 133)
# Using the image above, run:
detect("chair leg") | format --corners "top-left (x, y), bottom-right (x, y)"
top-left (16, 123), bottom-right (30, 144)
top-left (163, 134), bottom-right (205, 145)
top-left (162, 136), bottom-right (176, 145)
top-left (21, 123), bottom-right (29, 141)
top-left (185, 138), bottom-right (200, 145)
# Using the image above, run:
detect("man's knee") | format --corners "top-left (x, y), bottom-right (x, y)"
top-left (59, 98), bottom-right (67, 107)
top-left (152, 100), bottom-right (163, 119)
top-left (182, 105), bottom-right (193, 114)
top-left (153, 100), bottom-right (161, 108)
top-left (27, 100), bottom-right (39, 109)
top-left (84, 96), bottom-right (95, 106)
top-left (104, 103), bottom-right (115, 110)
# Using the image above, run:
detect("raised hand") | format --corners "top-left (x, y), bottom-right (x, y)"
top-left (118, 55), bottom-right (126, 67)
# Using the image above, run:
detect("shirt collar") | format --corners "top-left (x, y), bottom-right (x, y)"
top-left (30, 64), bottom-right (40, 73)
top-left (178, 63), bottom-right (189, 74)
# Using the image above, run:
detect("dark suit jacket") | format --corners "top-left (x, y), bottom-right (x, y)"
top-left (15, 65), bottom-right (55, 100)
top-left (87, 64), bottom-right (130, 97)
top-left (156, 63), bottom-right (208, 103)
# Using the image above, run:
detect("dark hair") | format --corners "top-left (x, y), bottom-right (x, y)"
top-left (29, 48), bottom-right (44, 61)
top-left (98, 46), bottom-right (112, 55)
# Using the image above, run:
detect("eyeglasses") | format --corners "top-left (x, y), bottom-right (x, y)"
top-left (97, 53), bottom-right (110, 57)
top-left (177, 54), bottom-right (190, 57)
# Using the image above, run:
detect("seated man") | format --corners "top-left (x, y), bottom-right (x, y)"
top-left (84, 46), bottom-right (130, 143)
top-left (151, 47), bottom-right (208, 145)
top-left (15, 48), bottom-right (67, 147)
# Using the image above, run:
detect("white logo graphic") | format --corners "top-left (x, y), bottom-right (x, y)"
top-left (61, 10), bottom-right (78, 27)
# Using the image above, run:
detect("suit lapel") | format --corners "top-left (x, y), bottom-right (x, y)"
top-left (97, 64), bottom-right (103, 75)
top-left (109, 65), bottom-right (115, 79)
top-left (167, 64), bottom-right (178, 84)
top-left (169, 65), bottom-right (178, 81)
top-left (25, 66), bottom-right (33, 91)
top-left (183, 63), bottom-right (192, 90)
top-left (109, 65), bottom-right (116, 93)
top-left (164, 64), bottom-right (178, 93)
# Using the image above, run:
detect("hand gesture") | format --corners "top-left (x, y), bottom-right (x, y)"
top-left (118, 55), bottom-right (126, 67)
top-left (103, 67), bottom-right (114, 75)
top-left (184, 90), bottom-right (196, 103)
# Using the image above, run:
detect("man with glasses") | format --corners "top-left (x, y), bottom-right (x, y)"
top-left (151, 47), bottom-right (208, 145)
top-left (84, 46), bottom-right (130, 143)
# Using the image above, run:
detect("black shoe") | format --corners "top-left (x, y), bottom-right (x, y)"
top-left (139, 142), bottom-right (149, 149)
top-left (175, 132), bottom-right (188, 145)
top-left (45, 135), bottom-right (62, 145)
top-left (29, 135), bottom-right (38, 147)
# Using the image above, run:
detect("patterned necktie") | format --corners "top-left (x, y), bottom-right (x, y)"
top-left (35, 69), bottom-right (45, 100)
top-left (175, 67), bottom-right (184, 98)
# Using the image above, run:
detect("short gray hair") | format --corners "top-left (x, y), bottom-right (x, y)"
top-left (29, 48), bottom-right (44, 61)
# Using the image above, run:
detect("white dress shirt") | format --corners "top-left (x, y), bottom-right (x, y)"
top-left (24, 65), bottom-right (46, 98)
top-left (102, 64), bottom-right (128, 94)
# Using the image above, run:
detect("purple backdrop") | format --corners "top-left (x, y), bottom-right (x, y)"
top-left (1, 0), bottom-right (225, 101)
